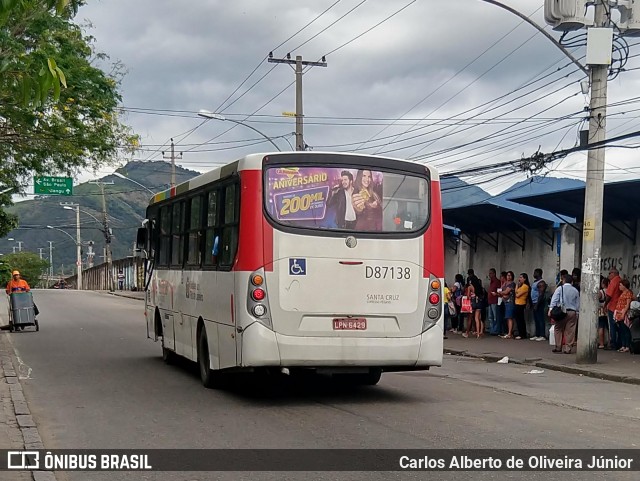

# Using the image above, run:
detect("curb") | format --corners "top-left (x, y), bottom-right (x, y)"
top-left (1, 335), bottom-right (57, 481)
top-left (103, 291), bottom-right (145, 302)
top-left (444, 348), bottom-right (640, 386)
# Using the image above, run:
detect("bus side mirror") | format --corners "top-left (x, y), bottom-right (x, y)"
top-left (136, 227), bottom-right (148, 258)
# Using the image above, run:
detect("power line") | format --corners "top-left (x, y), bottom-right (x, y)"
top-left (359, 4), bottom-right (543, 152)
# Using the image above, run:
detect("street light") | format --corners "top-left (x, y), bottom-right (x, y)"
top-left (58, 203), bottom-right (82, 289)
top-left (112, 172), bottom-right (155, 194)
top-left (197, 109), bottom-right (282, 151)
top-left (8, 239), bottom-right (23, 253)
top-left (47, 220), bottom-right (82, 290)
top-left (63, 205), bottom-right (102, 224)
top-left (64, 205), bottom-right (102, 269)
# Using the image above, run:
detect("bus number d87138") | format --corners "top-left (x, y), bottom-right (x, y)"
top-left (365, 266), bottom-right (411, 280)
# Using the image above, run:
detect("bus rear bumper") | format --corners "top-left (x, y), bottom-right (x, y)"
top-left (241, 321), bottom-right (443, 369)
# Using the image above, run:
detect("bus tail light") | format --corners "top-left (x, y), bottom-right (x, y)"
top-left (247, 269), bottom-right (272, 329)
top-left (422, 274), bottom-right (443, 333)
top-left (251, 288), bottom-right (266, 301)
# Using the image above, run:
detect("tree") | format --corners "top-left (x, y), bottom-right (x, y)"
top-left (0, 1), bottom-right (80, 106)
top-left (0, 0), bottom-right (138, 236)
top-left (0, 252), bottom-right (49, 287)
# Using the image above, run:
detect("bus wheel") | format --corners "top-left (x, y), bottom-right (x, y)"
top-left (197, 328), bottom-right (224, 389)
top-left (359, 369), bottom-right (382, 386)
top-left (336, 369), bottom-right (382, 386)
top-left (161, 336), bottom-right (175, 364)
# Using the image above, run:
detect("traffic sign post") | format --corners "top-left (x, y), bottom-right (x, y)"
top-left (34, 176), bottom-right (73, 196)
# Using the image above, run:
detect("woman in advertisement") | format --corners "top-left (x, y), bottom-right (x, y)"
top-left (351, 170), bottom-right (382, 231)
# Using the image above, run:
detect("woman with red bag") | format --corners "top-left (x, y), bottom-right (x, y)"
top-left (614, 279), bottom-right (634, 353)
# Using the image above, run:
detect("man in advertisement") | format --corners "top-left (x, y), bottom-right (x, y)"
top-left (327, 170), bottom-right (357, 229)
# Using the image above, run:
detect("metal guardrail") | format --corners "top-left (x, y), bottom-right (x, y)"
top-left (65, 257), bottom-right (145, 291)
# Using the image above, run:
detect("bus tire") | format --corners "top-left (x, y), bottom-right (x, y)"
top-left (197, 328), bottom-right (224, 389)
top-left (336, 369), bottom-right (382, 386)
top-left (161, 336), bottom-right (175, 364)
top-left (360, 369), bottom-right (382, 385)
top-left (157, 313), bottom-right (174, 364)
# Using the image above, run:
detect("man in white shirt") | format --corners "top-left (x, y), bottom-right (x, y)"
top-left (548, 274), bottom-right (580, 354)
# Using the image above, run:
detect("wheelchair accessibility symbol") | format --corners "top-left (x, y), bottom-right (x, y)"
top-left (289, 258), bottom-right (306, 276)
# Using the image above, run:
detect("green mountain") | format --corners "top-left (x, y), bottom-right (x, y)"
top-left (2, 161), bottom-right (200, 275)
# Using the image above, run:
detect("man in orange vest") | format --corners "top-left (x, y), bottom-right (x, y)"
top-left (5, 270), bottom-right (30, 294)
top-left (6, 271), bottom-right (38, 329)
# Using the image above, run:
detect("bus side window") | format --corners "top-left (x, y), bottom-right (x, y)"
top-left (171, 201), bottom-right (185, 267)
top-left (204, 189), bottom-right (219, 267)
top-left (220, 183), bottom-right (240, 268)
top-left (158, 205), bottom-right (172, 267)
top-left (187, 196), bottom-right (203, 266)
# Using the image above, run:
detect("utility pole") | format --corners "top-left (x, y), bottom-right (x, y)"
top-left (17, 241), bottom-right (23, 252)
top-left (162, 139), bottom-right (182, 189)
top-left (60, 202), bottom-right (83, 290)
top-left (91, 180), bottom-right (115, 291)
top-left (268, 53), bottom-right (327, 150)
top-left (87, 241), bottom-right (94, 268)
top-left (48, 241), bottom-right (54, 277)
top-left (75, 204), bottom-right (82, 289)
top-left (577, 1), bottom-right (609, 364)
top-left (38, 248), bottom-right (44, 260)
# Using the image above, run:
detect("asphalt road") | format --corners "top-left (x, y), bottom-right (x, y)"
top-left (5, 290), bottom-right (640, 481)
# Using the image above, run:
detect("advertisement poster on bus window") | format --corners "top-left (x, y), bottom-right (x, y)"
top-left (265, 167), bottom-right (384, 231)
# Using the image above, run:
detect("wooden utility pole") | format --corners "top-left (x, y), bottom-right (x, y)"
top-left (163, 139), bottom-right (182, 189)
top-left (90, 180), bottom-right (115, 292)
top-left (577, 1), bottom-right (610, 364)
top-left (268, 53), bottom-right (327, 150)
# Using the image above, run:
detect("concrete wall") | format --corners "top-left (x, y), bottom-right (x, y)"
top-left (445, 224), bottom-right (581, 287)
top-left (67, 257), bottom-right (144, 291)
top-left (445, 221), bottom-right (639, 290)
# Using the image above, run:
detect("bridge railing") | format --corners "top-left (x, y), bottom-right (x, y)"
top-left (65, 257), bottom-right (145, 291)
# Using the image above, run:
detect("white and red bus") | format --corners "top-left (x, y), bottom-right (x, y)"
top-left (139, 152), bottom-right (444, 387)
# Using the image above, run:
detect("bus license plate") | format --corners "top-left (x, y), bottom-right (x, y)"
top-left (333, 318), bottom-right (367, 330)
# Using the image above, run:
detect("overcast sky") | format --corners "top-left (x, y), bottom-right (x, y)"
top-left (71, 0), bottom-right (640, 193)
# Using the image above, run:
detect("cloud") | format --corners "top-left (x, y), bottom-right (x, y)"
top-left (72, 0), bottom-right (640, 187)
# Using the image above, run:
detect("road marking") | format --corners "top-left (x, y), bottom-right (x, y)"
top-left (7, 336), bottom-right (33, 380)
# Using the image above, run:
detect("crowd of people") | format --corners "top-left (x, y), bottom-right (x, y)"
top-left (443, 267), bottom-right (639, 354)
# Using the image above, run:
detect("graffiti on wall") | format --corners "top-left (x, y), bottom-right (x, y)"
top-left (601, 256), bottom-right (624, 273)
top-left (631, 255), bottom-right (640, 291)
top-left (600, 255), bottom-right (640, 290)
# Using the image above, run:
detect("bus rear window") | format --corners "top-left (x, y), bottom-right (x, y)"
top-left (264, 166), bottom-right (429, 233)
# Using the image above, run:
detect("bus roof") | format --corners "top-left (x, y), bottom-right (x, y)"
top-left (148, 151), bottom-right (439, 206)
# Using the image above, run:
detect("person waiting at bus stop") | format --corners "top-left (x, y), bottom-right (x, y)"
top-left (549, 274), bottom-right (580, 354)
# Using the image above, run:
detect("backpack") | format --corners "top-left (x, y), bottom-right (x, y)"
top-left (454, 282), bottom-right (463, 306)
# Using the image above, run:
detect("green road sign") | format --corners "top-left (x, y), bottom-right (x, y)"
top-left (34, 176), bottom-right (73, 196)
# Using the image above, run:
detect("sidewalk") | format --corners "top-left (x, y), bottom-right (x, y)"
top-left (444, 333), bottom-right (640, 385)
top-left (0, 332), bottom-right (50, 480)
